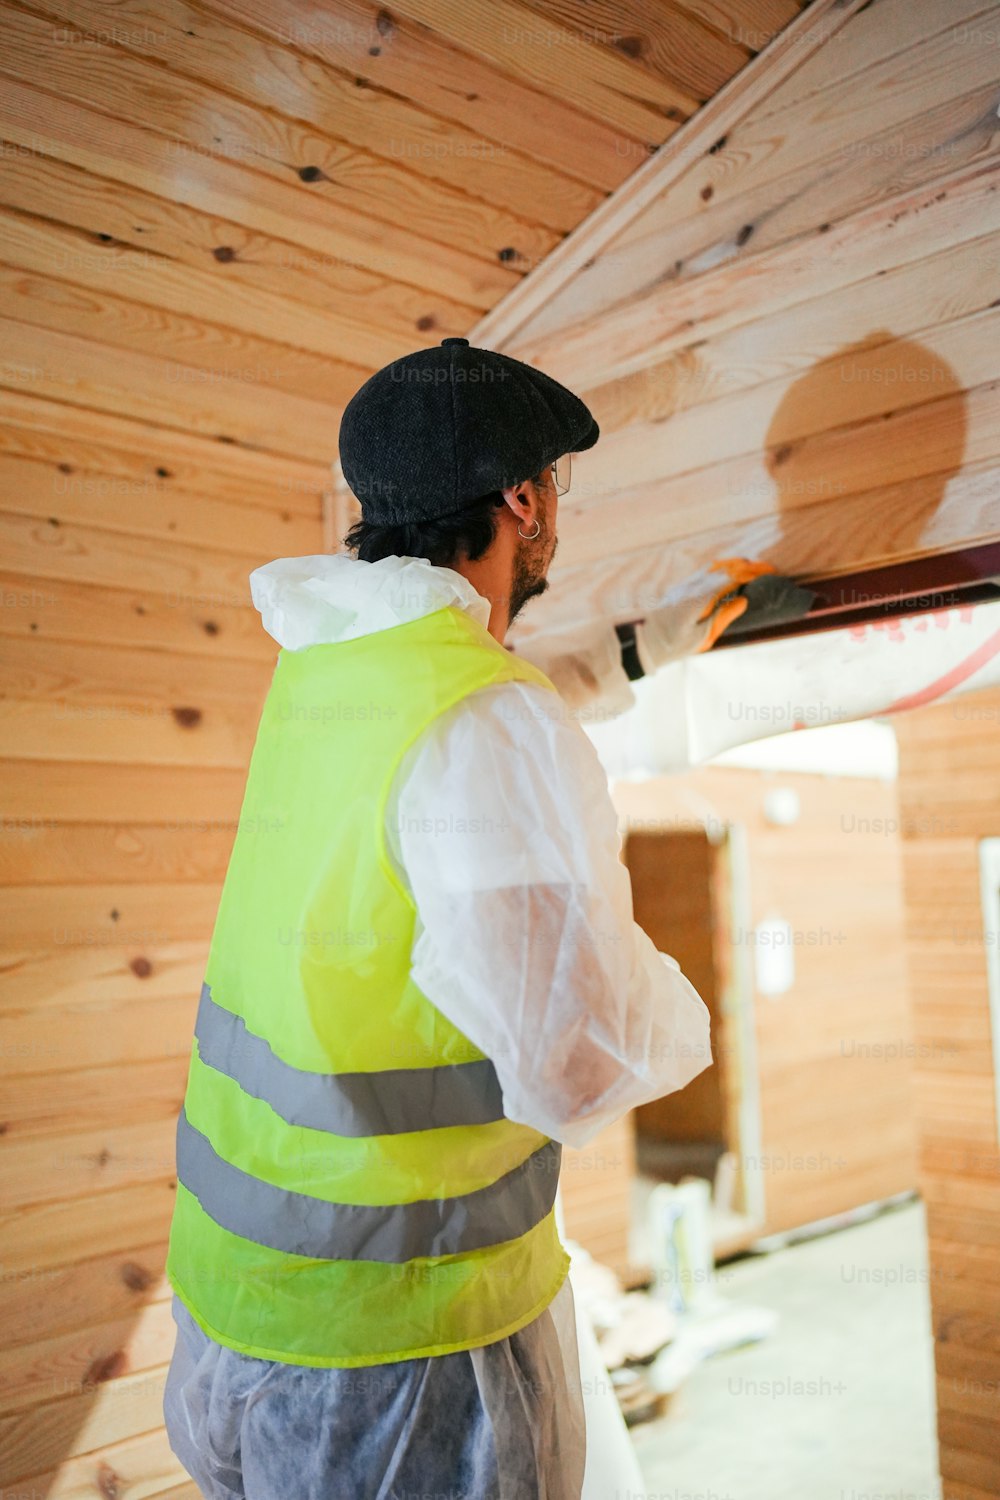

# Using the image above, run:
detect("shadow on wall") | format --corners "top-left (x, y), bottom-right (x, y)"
top-left (763, 329), bottom-right (967, 573)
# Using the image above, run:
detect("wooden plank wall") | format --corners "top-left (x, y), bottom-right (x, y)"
top-left (0, 420), bottom-right (328, 1497)
top-left (500, 0), bottom-right (1000, 642)
top-left (560, 1113), bottom-right (638, 1280)
top-left (612, 764), bottom-right (918, 1237)
top-left (0, 1), bottom-right (809, 1490)
top-left (894, 682), bottom-right (1000, 1500)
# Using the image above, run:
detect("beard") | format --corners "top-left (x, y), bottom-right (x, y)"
top-left (508, 502), bottom-right (558, 626)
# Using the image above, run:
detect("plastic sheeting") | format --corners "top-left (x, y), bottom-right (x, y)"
top-left (386, 677), bottom-right (712, 1151)
top-left (163, 1278), bottom-right (586, 1500)
top-left (583, 600), bottom-right (1000, 779)
top-left (511, 621), bottom-right (636, 725)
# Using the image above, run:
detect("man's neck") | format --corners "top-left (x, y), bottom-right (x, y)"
top-left (450, 550), bottom-right (513, 643)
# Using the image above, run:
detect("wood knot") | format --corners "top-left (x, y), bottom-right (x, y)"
top-left (85, 1351), bottom-right (128, 1388)
top-left (97, 1460), bottom-right (123, 1499)
top-left (120, 1260), bottom-right (154, 1292)
top-left (129, 955), bottom-right (153, 978)
top-left (171, 706), bottom-right (202, 729)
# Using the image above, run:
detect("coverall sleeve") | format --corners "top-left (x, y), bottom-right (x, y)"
top-left (384, 678), bottom-right (713, 1150)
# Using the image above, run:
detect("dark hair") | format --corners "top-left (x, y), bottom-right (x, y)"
top-left (343, 473), bottom-right (545, 568)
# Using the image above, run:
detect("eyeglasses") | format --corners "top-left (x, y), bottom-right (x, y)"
top-left (551, 453), bottom-right (572, 496)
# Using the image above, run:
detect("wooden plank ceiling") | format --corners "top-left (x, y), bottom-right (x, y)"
top-left (0, 0), bottom-right (801, 469)
top-left (480, 0), bottom-right (1000, 647)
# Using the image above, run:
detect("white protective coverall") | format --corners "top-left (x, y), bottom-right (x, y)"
top-left (162, 552), bottom-right (714, 1500)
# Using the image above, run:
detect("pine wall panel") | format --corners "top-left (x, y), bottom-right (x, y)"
top-left (895, 683), bottom-right (1000, 1500)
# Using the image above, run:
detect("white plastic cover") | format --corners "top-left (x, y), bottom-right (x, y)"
top-left (386, 679), bottom-right (709, 1150)
top-left (164, 1277), bottom-right (586, 1499)
top-left (587, 599), bottom-right (1000, 778)
top-left (513, 620), bottom-right (637, 724)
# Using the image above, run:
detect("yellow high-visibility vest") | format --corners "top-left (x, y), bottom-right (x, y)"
top-left (165, 603), bottom-right (570, 1366)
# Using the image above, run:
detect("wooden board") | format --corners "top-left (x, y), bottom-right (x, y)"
top-left (209, 0), bottom-right (652, 191)
top-left (506, 159), bottom-right (1000, 388)
top-left (522, 0), bottom-right (1000, 343)
top-left (895, 683), bottom-right (1000, 1494)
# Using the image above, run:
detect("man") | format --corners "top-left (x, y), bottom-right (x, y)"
top-left (162, 337), bottom-right (713, 1499)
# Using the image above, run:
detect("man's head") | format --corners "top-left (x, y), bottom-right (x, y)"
top-left (343, 455), bottom-right (563, 629)
top-left (337, 337), bottom-right (596, 634)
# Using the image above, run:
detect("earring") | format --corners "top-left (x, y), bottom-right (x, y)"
top-left (517, 518), bottom-right (541, 540)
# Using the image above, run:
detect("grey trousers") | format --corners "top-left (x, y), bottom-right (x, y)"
top-left (162, 1286), bottom-right (586, 1500)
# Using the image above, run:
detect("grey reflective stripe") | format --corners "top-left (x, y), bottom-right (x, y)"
top-left (194, 982), bottom-right (505, 1136)
top-left (175, 1107), bottom-right (562, 1262)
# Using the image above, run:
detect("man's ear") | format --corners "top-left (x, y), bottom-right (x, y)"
top-left (499, 478), bottom-right (536, 525)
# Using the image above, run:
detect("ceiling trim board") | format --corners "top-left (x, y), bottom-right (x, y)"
top-left (469, 0), bottom-right (873, 353)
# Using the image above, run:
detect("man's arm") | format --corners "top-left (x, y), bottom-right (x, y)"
top-left (385, 678), bottom-right (713, 1150)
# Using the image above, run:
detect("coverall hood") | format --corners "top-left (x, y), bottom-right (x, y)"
top-left (249, 552), bottom-right (491, 651)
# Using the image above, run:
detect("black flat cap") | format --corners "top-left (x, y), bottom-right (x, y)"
top-left (338, 336), bottom-right (600, 525)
